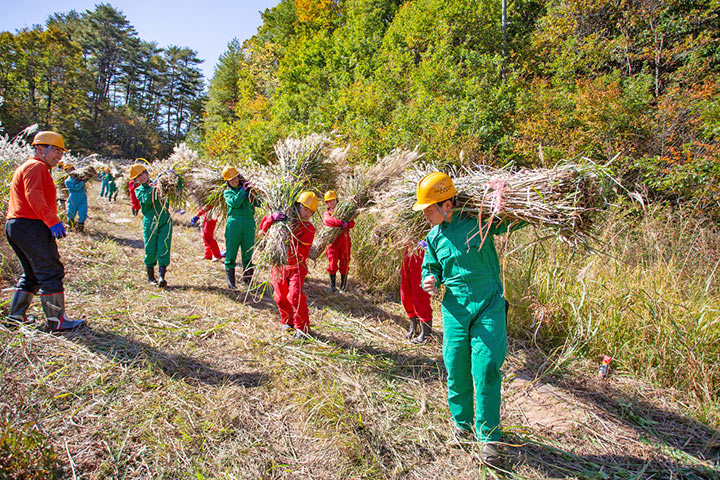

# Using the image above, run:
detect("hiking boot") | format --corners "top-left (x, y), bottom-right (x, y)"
top-left (77, 222), bottom-right (85, 233)
top-left (411, 320), bottom-right (432, 344)
top-left (328, 273), bottom-right (336, 293)
top-left (6, 290), bottom-right (35, 326)
top-left (226, 268), bottom-right (237, 290)
top-left (480, 442), bottom-right (502, 467)
top-left (157, 265), bottom-right (167, 288)
top-left (146, 266), bottom-right (157, 284)
top-left (41, 292), bottom-right (85, 332)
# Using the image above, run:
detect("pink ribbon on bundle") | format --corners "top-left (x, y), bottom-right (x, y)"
top-left (470, 178), bottom-right (506, 251)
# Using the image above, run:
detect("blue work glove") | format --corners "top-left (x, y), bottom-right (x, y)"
top-left (177, 209), bottom-right (186, 215)
top-left (271, 212), bottom-right (287, 222)
top-left (50, 222), bottom-right (66, 239)
top-left (418, 239), bottom-right (428, 250)
top-left (220, 249), bottom-right (226, 258)
top-left (190, 215), bottom-right (199, 226)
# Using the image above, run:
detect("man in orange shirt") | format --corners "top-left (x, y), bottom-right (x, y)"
top-left (5, 131), bottom-right (84, 331)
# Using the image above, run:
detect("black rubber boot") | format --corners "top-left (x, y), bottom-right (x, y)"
top-left (157, 265), bottom-right (167, 288)
top-left (41, 292), bottom-right (85, 332)
top-left (242, 266), bottom-right (254, 285)
top-left (411, 320), bottom-right (432, 344)
top-left (131, 209), bottom-right (138, 217)
top-left (339, 274), bottom-right (348, 292)
top-left (7, 290), bottom-right (35, 325)
top-left (406, 316), bottom-right (418, 339)
top-left (77, 222), bottom-right (85, 233)
top-left (328, 273), bottom-right (336, 293)
top-left (146, 266), bottom-right (157, 284)
top-left (226, 268), bottom-right (237, 290)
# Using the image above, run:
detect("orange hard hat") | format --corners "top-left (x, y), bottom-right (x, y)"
top-left (129, 164), bottom-right (147, 180)
top-left (222, 166), bottom-right (239, 181)
top-left (412, 172), bottom-right (458, 211)
top-left (32, 131), bottom-right (67, 151)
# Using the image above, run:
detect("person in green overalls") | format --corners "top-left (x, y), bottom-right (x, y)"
top-left (414, 172), bottom-right (523, 467)
top-left (222, 166), bottom-right (260, 289)
top-left (129, 163), bottom-right (173, 288)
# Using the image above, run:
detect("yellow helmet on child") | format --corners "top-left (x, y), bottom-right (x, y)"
top-left (32, 131), bottom-right (67, 151)
top-left (412, 172), bottom-right (458, 211)
top-left (297, 191), bottom-right (319, 212)
top-left (222, 166), bottom-right (239, 181)
top-left (129, 164), bottom-right (147, 180)
top-left (324, 190), bottom-right (337, 202)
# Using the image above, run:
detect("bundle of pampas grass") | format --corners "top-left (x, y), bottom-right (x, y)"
top-left (252, 133), bottom-right (336, 267)
top-left (309, 148), bottom-right (421, 260)
top-left (150, 143), bottom-right (198, 207)
top-left (374, 160), bottom-right (610, 248)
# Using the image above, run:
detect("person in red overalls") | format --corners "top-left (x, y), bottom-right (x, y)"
top-left (128, 160), bottom-right (142, 216)
top-left (400, 240), bottom-right (434, 343)
top-left (190, 206), bottom-right (222, 261)
top-left (322, 190), bottom-right (354, 292)
top-left (260, 191), bottom-right (317, 339)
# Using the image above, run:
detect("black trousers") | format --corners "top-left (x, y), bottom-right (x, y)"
top-left (5, 218), bottom-right (65, 294)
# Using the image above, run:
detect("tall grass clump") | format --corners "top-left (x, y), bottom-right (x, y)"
top-left (503, 201), bottom-right (720, 425)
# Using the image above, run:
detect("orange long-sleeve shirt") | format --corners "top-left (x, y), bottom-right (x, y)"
top-left (7, 157), bottom-right (60, 228)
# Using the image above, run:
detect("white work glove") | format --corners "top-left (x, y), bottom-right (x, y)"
top-left (422, 275), bottom-right (437, 295)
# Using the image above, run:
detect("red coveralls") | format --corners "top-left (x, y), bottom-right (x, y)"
top-left (322, 210), bottom-right (354, 275)
top-left (400, 246), bottom-right (433, 324)
top-left (128, 181), bottom-right (140, 211)
top-left (260, 216), bottom-right (316, 332)
top-left (196, 206), bottom-right (221, 259)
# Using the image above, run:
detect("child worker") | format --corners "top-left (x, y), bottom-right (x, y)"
top-left (63, 163), bottom-right (88, 233)
top-left (128, 159), bottom-right (143, 216)
top-left (129, 163), bottom-right (173, 288)
top-left (259, 191), bottom-right (317, 339)
top-left (190, 205), bottom-right (222, 262)
top-left (106, 172), bottom-right (118, 202)
top-left (322, 190), bottom-right (354, 292)
top-left (222, 166), bottom-right (261, 289)
top-left (414, 172), bottom-right (523, 467)
top-left (100, 168), bottom-right (110, 198)
top-left (400, 240), bottom-right (433, 343)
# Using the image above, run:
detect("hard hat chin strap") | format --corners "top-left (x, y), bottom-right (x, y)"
top-left (436, 203), bottom-right (450, 222)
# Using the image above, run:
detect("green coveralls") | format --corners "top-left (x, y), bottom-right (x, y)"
top-left (135, 183), bottom-right (172, 268)
top-left (223, 186), bottom-right (259, 271)
top-left (422, 213), bottom-right (522, 443)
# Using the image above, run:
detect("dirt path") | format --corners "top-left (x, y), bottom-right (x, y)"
top-left (1, 187), bottom-right (718, 479)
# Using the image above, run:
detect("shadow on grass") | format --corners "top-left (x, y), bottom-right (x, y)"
top-left (505, 433), bottom-right (720, 479)
top-left (303, 276), bottom-right (444, 342)
top-left (164, 283), bottom-right (278, 311)
top-left (509, 342), bottom-right (720, 476)
top-left (66, 326), bottom-right (269, 388)
top-left (86, 230), bottom-right (144, 249)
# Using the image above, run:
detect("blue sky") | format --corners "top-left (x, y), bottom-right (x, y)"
top-left (0, 0), bottom-right (280, 84)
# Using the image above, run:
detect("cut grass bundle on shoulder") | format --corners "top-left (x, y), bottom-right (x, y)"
top-left (377, 160), bottom-right (610, 248)
top-left (309, 148), bottom-right (420, 260)
top-left (252, 133), bottom-right (336, 267)
top-left (150, 142), bottom-right (198, 207)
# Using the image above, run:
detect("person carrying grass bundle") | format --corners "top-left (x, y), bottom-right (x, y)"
top-left (106, 173), bottom-right (118, 202)
top-left (260, 191), bottom-right (317, 339)
top-left (5, 131), bottom-right (85, 332)
top-left (100, 168), bottom-right (110, 197)
top-left (415, 172), bottom-right (524, 467)
top-left (322, 190), bottom-right (355, 293)
top-left (401, 240), bottom-right (433, 344)
top-left (190, 205), bottom-right (222, 262)
top-left (222, 166), bottom-right (261, 289)
top-left (63, 163), bottom-right (88, 233)
top-left (129, 163), bottom-right (173, 288)
top-left (128, 177), bottom-right (140, 216)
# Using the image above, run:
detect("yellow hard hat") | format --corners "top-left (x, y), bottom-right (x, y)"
top-left (412, 172), bottom-right (458, 211)
top-left (222, 166), bottom-right (239, 181)
top-left (129, 164), bottom-right (147, 180)
top-left (297, 191), bottom-right (319, 212)
top-left (32, 131), bottom-right (67, 151)
top-left (324, 190), bottom-right (337, 202)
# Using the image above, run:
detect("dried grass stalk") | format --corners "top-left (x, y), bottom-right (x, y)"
top-left (252, 133), bottom-right (335, 266)
top-left (150, 143), bottom-right (198, 207)
top-left (308, 148), bottom-right (420, 259)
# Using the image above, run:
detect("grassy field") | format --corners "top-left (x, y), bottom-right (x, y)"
top-left (1, 184), bottom-right (719, 479)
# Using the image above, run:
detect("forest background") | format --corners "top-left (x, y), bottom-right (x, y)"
top-left (1, 0), bottom-right (720, 430)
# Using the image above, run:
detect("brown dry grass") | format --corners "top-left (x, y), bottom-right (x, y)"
top-left (1, 183), bottom-right (718, 479)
